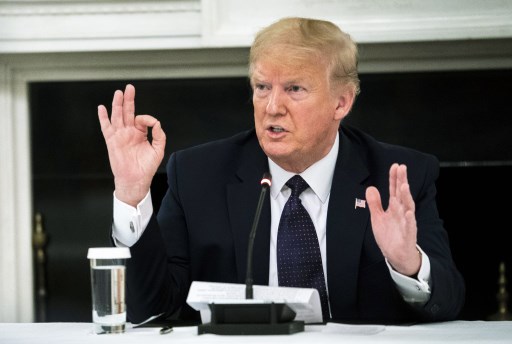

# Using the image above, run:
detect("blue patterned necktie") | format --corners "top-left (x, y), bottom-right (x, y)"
top-left (277, 175), bottom-right (330, 321)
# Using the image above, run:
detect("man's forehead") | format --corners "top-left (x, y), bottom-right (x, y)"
top-left (251, 59), bottom-right (326, 82)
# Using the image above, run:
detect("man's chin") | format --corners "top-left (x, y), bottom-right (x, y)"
top-left (262, 149), bottom-right (301, 172)
top-left (260, 143), bottom-right (292, 160)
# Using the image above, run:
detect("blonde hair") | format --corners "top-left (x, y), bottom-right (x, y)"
top-left (249, 17), bottom-right (360, 95)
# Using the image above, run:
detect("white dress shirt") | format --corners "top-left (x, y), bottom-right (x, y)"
top-left (112, 132), bottom-right (431, 304)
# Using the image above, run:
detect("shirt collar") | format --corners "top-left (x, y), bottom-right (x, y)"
top-left (268, 132), bottom-right (339, 204)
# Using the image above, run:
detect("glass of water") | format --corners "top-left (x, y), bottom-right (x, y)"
top-left (87, 247), bottom-right (131, 334)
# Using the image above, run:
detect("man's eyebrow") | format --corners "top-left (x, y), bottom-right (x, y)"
top-left (249, 73), bottom-right (262, 81)
top-left (250, 74), bottom-right (308, 85)
top-left (284, 78), bottom-right (305, 84)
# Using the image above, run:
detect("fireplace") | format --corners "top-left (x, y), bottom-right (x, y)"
top-left (25, 67), bottom-right (512, 322)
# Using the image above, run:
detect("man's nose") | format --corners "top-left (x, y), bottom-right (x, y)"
top-left (266, 88), bottom-right (285, 115)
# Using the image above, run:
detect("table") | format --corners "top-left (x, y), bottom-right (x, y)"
top-left (1, 321), bottom-right (511, 343)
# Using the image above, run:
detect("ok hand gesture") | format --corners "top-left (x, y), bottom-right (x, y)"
top-left (98, 84), bottom-right (166, 206)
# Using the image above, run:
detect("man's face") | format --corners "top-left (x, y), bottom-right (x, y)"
top-left (251, 54), bottom-right (351, 173)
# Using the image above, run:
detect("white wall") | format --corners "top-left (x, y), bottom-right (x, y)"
top-left (1, 0), bottom-right (512, 322)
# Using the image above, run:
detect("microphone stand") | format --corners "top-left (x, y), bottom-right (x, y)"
top-left (245, 173), bottom-right (270, 300)
top-left (198, 173), bottom-right (305, 335)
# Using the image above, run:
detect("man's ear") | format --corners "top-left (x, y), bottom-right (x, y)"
top-left (334, 86), bottom-right (356, 121)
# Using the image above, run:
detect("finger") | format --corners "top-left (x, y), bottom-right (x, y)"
top-left (396, 164), bottom-right (409, 203)
top-left (151, 120), bottom-right (167, 155)
top-left (366, 186), bottom-right (384, 215)
top-left (395, 164), bottom-right (405, 201)
top-left (134, 115), bottom-right (167, 157)
top-left (134, 114), bottom-right (159, 132)
top-left (97, 105), bottom-right (111, 134)
top-left (397, 164), bottom-right (408, 187)
top-left (111, 89), bottom-right (125, 128)
top-left (404, 209), bottom-right (417, 241)
top-left (388, 163), bottom-right (399, 198)
top-left (123, 84), bottom-right (136, 127)
top-left (400, 182), bottom-right (416, 214)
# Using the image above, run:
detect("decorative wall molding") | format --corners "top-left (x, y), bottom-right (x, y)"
top-left (1, 0), bottom-right (512, 53)
top-left (0, 1), bottom-right (198, 15)
top-left (0, 61), bottom-right (33, 323)
top-left (0, 0), bottom-right (202, 52)
top-left (0, 62), bottom-right (16, 322)
top-left (201, 0), bottom-right (512, 47)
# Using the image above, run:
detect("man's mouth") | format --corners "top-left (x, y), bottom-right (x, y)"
top-left (269, 126), bottom-right (286, 133)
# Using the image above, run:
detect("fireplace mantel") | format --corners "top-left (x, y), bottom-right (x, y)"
top-left (1, 0), bottom-right (512, 53)
top-left (1, 0), bottom-right (512, 322)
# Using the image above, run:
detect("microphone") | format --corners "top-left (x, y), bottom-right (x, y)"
top-left (197, 172), bottom-right (305, 335)
top-left (245, 172), bottom-right (271, 299)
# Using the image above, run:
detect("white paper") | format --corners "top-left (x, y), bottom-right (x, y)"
top-left (322, 322), bottom-right (386, 335)
top-left (127, 312), bottom-right (164, 329)
top-left (186, 281), bottom-right (323, 324)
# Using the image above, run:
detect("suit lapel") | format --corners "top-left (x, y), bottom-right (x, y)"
top-left (226, 135), bottom-right (271, 285)
top-left (327, 129), bottom-right (371, 320)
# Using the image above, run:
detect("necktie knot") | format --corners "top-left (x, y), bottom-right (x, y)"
top-left (286, 175), bottom-right (309, 197)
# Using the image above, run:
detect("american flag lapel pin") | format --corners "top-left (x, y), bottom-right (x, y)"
top-left (355, 198), bottom-right (366, 209)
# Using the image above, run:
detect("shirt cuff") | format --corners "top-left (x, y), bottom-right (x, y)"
top-left (112, 190), bottom-right (153, 247)
top-left (387, 245), bottom-right (432, 304)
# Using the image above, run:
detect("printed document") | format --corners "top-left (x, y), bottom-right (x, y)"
top-left (186, 281), bottom-right (323, 324)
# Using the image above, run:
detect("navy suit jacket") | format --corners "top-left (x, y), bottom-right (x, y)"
top-left (125, 125), bottom-right (465, 324)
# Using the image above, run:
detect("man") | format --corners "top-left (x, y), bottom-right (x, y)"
top-left (98, 17), bottom-right (465, 324)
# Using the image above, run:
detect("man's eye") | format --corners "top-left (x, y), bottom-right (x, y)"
top-left (288, 85), bottom-right (303, 92)
top-left (255, 84), bottom-right (268, 91)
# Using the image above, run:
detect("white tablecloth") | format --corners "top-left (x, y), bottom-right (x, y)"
top-left (1, 321), bottom-right (511, 343)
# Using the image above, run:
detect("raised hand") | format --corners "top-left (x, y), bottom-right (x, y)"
top-left (98, 84), bottom-right (166, 207)
top-left (365, 163), bottom-right (421, 277)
